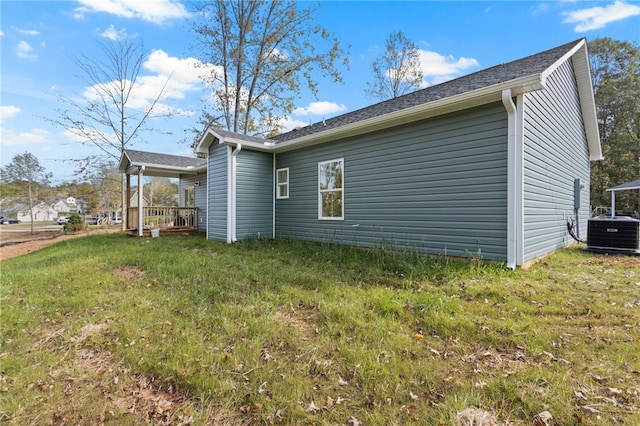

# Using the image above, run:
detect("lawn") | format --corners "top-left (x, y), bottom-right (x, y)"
top-left (1, 232), bottom-right (638, 425)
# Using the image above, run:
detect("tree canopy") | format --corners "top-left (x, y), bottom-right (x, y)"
top-left (191, 0), bottom-right (348, 137)
top-left (589, 37), bottom-right (640, 213)
top-left (365, 31), bottom-right (423, 101)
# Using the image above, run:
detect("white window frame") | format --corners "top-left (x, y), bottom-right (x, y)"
top-left (318, 158), bottom-right (344, 220)
top-left (276, 167), bottom-right (289, 199)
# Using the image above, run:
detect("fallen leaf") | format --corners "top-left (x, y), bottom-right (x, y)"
top-left (348, 416), bottom-right (361, 426)
top-left (305, 400), bottom-right (320, 413)
top-left (338, 376), bottom-right (349, 386)
top-left (409, 391), bottom-right (419, 400)
top-left (534, 410), bottom-right (553, 426)
top-left (412, 333), bottom-right (424, 340)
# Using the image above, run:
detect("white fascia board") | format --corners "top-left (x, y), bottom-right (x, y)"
top-left (196, 127), bottom-right (273, 153)
top-left (541, 39), bottom-right (602, 161)
top-left (273, 75), bottom-right (544, 153)
top-left (195, 128), bottom-right (219, 154)
top-left (573, 46), bottom-right (603, 161)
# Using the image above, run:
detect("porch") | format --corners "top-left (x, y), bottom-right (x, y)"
top-left (125, 206), bottom-right (199, 237)
top-left (118, 149), bottom-right (207, 237)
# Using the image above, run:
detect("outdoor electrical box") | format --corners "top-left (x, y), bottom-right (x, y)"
top-left (574, 178), bottom-right (583, 211)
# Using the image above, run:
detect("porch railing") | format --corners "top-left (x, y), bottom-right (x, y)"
top-left (127, 206), bottom-right (197, 230)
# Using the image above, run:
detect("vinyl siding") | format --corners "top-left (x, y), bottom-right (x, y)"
top-left (236, 150), bottom-right (274, 239)
top-left (207, 143), bottom-right (229, 241)
top-left (275, 102), bottom-right (509, 260)
top-left (179, 172), bottom-right (207, 230)
top-left (522, 59), bottom-right (590, 261)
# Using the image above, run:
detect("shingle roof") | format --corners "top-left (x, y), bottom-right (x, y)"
top-left (124, 150), bottom-right (207, 169)
top-left (271, 38), bottom-right (584, 143)
top-left (607, 179), bottom-right (640, 192)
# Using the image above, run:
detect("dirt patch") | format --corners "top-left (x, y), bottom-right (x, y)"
top-left (0, 226), bottom-right (121, 261)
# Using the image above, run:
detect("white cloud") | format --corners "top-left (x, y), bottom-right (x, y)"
top-left (80, 50), bottom-right (209, 117)
top-left (563, 1), bottom-right (640, 32)
top-left (418, 49), bottom-right (479, 86)
top-left (74, 0), bottom-right (190, 25)
top-left (277, 116), bottom-right (309, 133)
top-left (17, 28), bottom-right (40, 36)
top-left (0, 105), bottom-right (21, 121)
top-left (0, 127), bottom-right (50, 147)
top-left (16, 40), bottom-right (37, 60)
top-left (293, 101), bottom-right (347, 116)
top-left (0, 30), bottom-right (4, 37)
top-left (100, 24), bottom-right (127, 40)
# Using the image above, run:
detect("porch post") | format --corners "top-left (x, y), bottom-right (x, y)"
top-left (138, 167), bottom-right (145, 237)
top-left (126, 174), bottom-right (131, 228)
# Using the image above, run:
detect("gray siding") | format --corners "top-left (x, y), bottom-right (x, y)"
top-left (275, 103), bottom-right (509, 260)
top-left (236, 150), bottom-right (274, 239)
top-left (179, 172), bottom-right (207, 230)
top-left (522, 59), bottom-right (590, 261)
top-left (207, 143), bottom-right (229, 241)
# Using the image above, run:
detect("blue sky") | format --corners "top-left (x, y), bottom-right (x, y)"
top-left (1, 0), bottom-right (639, 183)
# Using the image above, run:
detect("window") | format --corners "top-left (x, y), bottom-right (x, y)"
top-left (276, 168), bottom-right (289, 199)
top-left (318, 158), bottom-right (343, 220)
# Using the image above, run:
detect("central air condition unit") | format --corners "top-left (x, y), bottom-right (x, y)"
top-left (587, 216), bottom-right (640, 254)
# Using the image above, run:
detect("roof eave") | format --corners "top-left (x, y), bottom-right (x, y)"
top-left (195, 127), bottom-right (274, 153)
top-left (273, 75), bottom-right (544, 153)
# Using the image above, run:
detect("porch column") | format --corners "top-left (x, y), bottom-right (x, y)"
top-left (126, 174), bottom-right (131, 227)
top-left (138, 167), bottom-right (145, 236)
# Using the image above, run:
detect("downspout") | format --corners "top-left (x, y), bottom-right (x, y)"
top-left (138, 166), bottom-right (145, 237)
top-left (502, 89), bottom-right (518, 269)
top-left (228, 143), bottom-right (242, 243)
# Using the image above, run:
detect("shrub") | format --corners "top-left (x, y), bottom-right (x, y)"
top-left (63, 213), bottom-right (87, 233)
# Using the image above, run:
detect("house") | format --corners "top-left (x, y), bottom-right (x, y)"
top-left (123, 38), bottom-right (602, 268)
top-left (16, 202), bottom-right (58, 222)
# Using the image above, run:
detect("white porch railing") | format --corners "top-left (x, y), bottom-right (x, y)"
top-left (127, 206), bottom-right (197, 230)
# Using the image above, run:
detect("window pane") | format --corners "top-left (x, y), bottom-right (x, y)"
top-left (319, 160), bottom-right (342, 190)
top-left (321, 191), bottom-right (342, 217)
top-left (279, 185), bottom-right (287, 198)
top-left (278, 170), bottom-right (288, 182)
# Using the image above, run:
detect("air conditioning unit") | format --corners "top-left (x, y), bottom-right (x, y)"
top-left (587, 216), bottom-right (640, 254)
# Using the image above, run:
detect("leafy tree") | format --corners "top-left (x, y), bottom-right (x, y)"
top-left (365, 31), bottom-right (423, 101)
top-left (144, 177), bottom-right (178, 206)
top-left (589, 38), bottom-right (640, 213)
top-left (0, 152), bottom-right (52, 234)
top-left (51, 37), bottom-right (173, 230)
top-left (191, 0), bottom-right (348, 137)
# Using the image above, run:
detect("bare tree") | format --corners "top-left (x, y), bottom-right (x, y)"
top-left (51, 37), bottom-right (172, 230)
top-left (191, 0), bottom-right (348, 137)
top-left (0, 152), bottom-right (52, 234)
top-left (365, 31), bottom-right (423, 101)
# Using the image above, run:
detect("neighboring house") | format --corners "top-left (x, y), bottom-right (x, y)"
top-left (125, 39), bottom-right (603, 268)
top-left (17, 202), bottom-right (58, 222)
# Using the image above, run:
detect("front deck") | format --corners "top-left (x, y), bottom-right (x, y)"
top-left (125, 206), bottom-right (199, 237)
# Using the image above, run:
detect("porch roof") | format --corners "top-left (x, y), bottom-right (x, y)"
top-left (606, 178), bottom-right (640, 192)
top-left (118, 150), bottom-right (207, 177)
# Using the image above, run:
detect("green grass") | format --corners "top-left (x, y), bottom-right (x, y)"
top-left (1, 233), bottom-right (639, 425)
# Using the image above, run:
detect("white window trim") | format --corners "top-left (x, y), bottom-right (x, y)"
top-left (318, 158), bottom-right (344, 221)
top-left (276, 167), bottom-right (289, 199)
